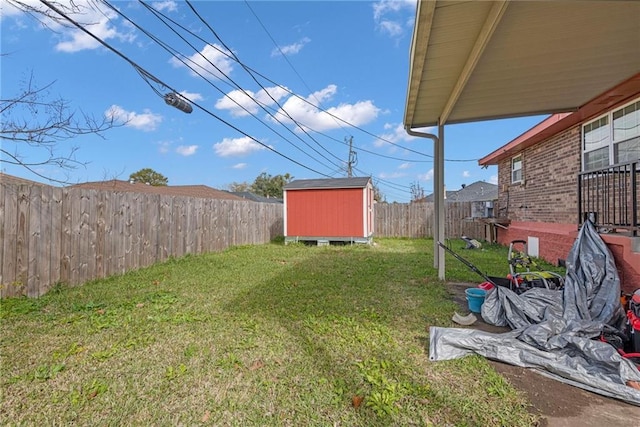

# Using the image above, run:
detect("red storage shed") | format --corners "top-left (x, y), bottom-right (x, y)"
top-left (283, 177), bottom-right (374, 245)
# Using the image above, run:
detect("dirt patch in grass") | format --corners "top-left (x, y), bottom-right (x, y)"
top-left (445, 282), bottom-right (640, 427)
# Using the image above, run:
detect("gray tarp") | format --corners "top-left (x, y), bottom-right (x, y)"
top-left (429, 221), bottom-right (640, 405)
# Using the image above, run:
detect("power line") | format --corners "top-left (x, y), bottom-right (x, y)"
top-left (242, 0), bottom-right (352, 137)
top-left (186, 0), bottom-right (344, 163)
top-left (104, 0), bottom-right (345, 174)
top-left (177, 1), bottom-right (479, 163)
top-left (38, 0), bottom-right (333, 179)
top-left (130, 1), bottom-right (440, 162)
top-left (133, 0), bottom-right (434, 195)
top-left (133, 1), bottom-right (423, 197)
top-left (142, 0), bottom-right (345, 171)
top-left (38, 1), bottom-right (443, 201)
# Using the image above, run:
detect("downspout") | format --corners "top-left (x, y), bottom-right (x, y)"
top-left (405, 124), bottom-right (446, 280)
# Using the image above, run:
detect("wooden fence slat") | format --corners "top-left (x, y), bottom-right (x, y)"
top-left (40, 186), bottom-right (53, 293)
top-left (158, 196), bottom-right (171, 261)
top-left (82, 190), bottom-right (95, 285)
top-left (142, 194), bottom-right (159, 268)
top-left (95, 190), bottom-right (105, 279)
top-left (102, 190), bottom-right (114, 278)
top-left (1, 185), bottom-right (18, 297)
top-left (16, 185), bottom-right (30, 295)
top-left (117, 192), bottom-right (127, 275)
top-left (27, 185), bottom-right (42, 297)
top-left (0, 185), bottom-right (13, 297)
top-left (129, 193), bottom-right (140, 272)
top-left (68, 189), bottom-right (82, 285)
top-left (0, 184), bottom-right (4, 295)
top-left (50, 187), bottom-right (63, 286)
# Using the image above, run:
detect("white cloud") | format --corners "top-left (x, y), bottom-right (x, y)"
top-left (213, 136), bottom-right (267, 157)
top-left (372, 0), bottom-right (416, 38)
top-left (0, 0), bottom-right (32, 19)
top-left (154, 1), bottom-right (178, 12)
top-left (216, 86), bottom-right (290, 117)
top-left (176, 145), bottom-right (198, 156)
top-left (398, 162), bottom-right (411, 170)
top-left (462, 170), bottom-right (470, 178)
top-left (273, 85), bottom-right (379, 132)
top-left (489, 175), bottom-right (498, 185)
top-left (158, 141), bottom-right (171, 154)
top-left (232, 163), bottom-right (247, 169)
top-left (378, 171), bottom-right (407, 179)
top-left (418, 169), bottom-right (434, 181)
top-left (179, 91), bottom-right (204, 102)
top-left (373, 0), bottom-right (416, 20)
top-left (105, 105), bottom-right (162, 131)
top-left (377, 20), bottom-right (404, 37)
top-left (171, 44), bottom-right (234, 79)
top-left (5, 0), bottom-right (137, 53)
top-left (271, 37), bottom-right (311, 57)
top-left (375, 123), bottom-right (417, 148)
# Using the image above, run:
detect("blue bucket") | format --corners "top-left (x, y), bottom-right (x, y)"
top-left (465, 288), bottom-right (487, 313)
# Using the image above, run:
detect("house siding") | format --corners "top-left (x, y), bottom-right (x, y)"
top-left (497, 125), bottom-right (581, 224)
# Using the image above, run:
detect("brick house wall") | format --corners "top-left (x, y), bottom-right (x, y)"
top-left (496, 125), bottom-right (581, 224)
top-left (493, 124), bottom-right (640, 293)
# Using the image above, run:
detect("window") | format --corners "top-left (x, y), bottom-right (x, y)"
top-left (582, 97), bottom-right (640, 171)
top-left (511, 155), bottom-right (523, 183)
top-left (613, 99), bottom-right (640, 164)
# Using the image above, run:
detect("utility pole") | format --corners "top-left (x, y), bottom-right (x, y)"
top-left (346, 136), bottom-right (357, 177)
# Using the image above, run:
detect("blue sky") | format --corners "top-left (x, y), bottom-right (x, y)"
top-left (1, 0), bottom-right (546, 202)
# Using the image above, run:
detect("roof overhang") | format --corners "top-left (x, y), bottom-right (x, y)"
top-left (479, 73), bottom-right (640, 165)
top-left (404, 0), bottom-right (640, 129)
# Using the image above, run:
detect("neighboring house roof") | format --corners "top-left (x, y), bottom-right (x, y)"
top-left (0, 173), bottom-right (51, 187)
top-left (448, 181), bottom-right (498, 202)
top-left (404, 1), bottom-right (640, 128)
top-left (284, 177), bottom-right (371, 190)
top-left (479, 75), bottom-right (640, 166)
top-left (68, 180), bottom-right (243, 200)
top-left (423, 181), bottom-right (497, 203)
top-left (232, 192), bottom-right (283, 204)
top-left (422, 190), bottom-right (459, 203)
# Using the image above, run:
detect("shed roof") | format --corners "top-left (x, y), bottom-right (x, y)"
top-left (284, 177), bottom-right (372, 191)
top-left (68, 180), bottom-right (243, 200)
top-left (404, 0), bottom-right (640, 128)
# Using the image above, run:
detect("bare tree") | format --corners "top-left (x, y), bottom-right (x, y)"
top-left (1, 71), bottom-right (119, 184)
top-left (5, 0), bottom-right (93, 30)
top-left (227, 181), bottom-right (251, 193)
top-left (410, 181), bottom-right (425, 202)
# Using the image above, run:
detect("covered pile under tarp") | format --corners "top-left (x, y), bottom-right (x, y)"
top-left (429, 220), bottom-right (640, 405)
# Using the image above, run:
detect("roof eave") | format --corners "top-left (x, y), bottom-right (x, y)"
top-left (403, 0), bottom-right (435, 129)
top-left (479, 72), bottom-right (640, 165)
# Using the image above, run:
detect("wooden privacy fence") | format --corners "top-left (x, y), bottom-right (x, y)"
top-left (1, 183), bottom-right (488, 298)
top-left (0, 184), bottom-right (284, 298)
top-left (374, 201), bottom-right (487, 239)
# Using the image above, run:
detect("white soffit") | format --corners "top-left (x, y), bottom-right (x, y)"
top-left (404, 0), bottom-right (640, 128)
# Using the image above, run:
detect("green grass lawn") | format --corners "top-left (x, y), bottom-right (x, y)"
top-left (1, 238), bottom-right (563, 426)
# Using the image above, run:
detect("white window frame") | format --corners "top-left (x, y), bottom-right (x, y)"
top-left (511, 154), bottom-right (523, 184)
top-left (582, 96), bottom-right (640, 171)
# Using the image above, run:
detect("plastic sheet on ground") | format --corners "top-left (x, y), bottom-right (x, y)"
top-left (429, 221), bottom-right (640, 405)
